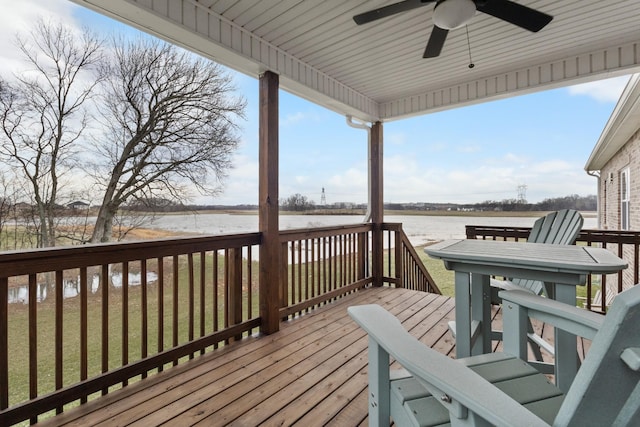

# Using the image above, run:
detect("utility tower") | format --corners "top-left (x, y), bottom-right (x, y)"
top-left (320, 187), bottom-right (326, 205)
top-left (517, 184), bottom-right (527, 204)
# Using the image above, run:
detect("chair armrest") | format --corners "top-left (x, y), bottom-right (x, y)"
top-left (499, 290), bottom-right (603, 340)
top-left (348, 304), bottom-right (549, 427)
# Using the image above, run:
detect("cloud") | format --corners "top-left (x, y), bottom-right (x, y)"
top-left (380, 149), bottom-right (596, 204)
top-left (456, 143), bottom-right (481, 154)
top-left (0, 0), bottom-right (76, 73)
top-left (212, 154), bottom-right (258, 204)
top-left (426, 141), bottom-right (449, 152)
top-left (534, 159), bottom-right (573, 173)
top-left (323, 168), bottom-right (368, 202)
top-left (385, 154), bottom-right (419, 176)
top-left (387, 132), bottom-right (407, 145)
top-left (567, 75), bottom-right (631, 103)
top-left (281, 111), bottom-right (322, 127)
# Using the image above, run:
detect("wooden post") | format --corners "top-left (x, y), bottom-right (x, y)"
top-left (259, 71), bottom-right (280, 334)
top-left (370, 122), bottom-right (384, 286)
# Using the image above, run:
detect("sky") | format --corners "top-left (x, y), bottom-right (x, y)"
top-left (0, 0), bottom-right (631, 206)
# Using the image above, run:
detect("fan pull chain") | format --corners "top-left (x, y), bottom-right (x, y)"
top-left (466, 25), bottom-right (475, 69)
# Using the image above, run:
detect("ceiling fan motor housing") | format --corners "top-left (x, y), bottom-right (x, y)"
top-left (433, 0), bottom-right (476, 30)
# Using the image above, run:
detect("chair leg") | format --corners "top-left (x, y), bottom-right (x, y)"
top-left (368, 338), bottom-right (390, 427)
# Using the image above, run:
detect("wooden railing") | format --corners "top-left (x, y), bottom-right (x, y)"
top-left (382, 223), bottom-right (441, 294)
top-left (0, 233), bottom-right (262, 426)
top-left (279, 224), bottom-right (372, 319)
top-left (465, 225), bottom-right (640, 313)
top-left (0, 222), bottom-right (436, 425)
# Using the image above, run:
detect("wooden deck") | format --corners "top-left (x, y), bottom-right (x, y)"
top-left (38, 288), bottom-right (452, 426)
top-left (38, 287), bottom-right (566, 427)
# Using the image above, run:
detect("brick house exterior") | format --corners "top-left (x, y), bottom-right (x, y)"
top-left (585, 74), bottom-right (640, 291)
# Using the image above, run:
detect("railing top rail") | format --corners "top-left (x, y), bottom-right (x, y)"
top-left (0, 232), bottom-right (261, 277)
top-left (465, 225), bottom-right (531, 240)
top-left (466, 225), bottom-right (640, 245)
top-left (279, 223), bottom-right (372, 241)
top-left (578, 229), bottom-right (640, 244)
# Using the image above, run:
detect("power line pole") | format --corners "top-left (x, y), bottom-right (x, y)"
top-left (517, 184), bottom-right (527, 203)
top-left (320, 187), bottom-right (326, 205)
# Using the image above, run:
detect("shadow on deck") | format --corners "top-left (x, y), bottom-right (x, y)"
top-left (40, 287), bottom-right (573, 426)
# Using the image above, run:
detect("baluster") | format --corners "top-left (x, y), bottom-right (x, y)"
top-left (101, 265), bottom-right (109, 393)
top-left (122, 263), bottom-right (129, 380)
top-left (80, 267), bottom-right (88, 401)
top-left (200, 251), bottom-right (206, 354)
top-left (157, 257), bottom-right (164, 370)
top-left (0, 277), bottom-right (6, 411)
top-left (188, 253), bottom-right (194, 358)
top-left (28, 273), bottom-right (37, 423)
top-left (55, 270), bottom-right (63, 409)
top-left (311, 239), bottom-right (316, 301)
top-left (229, 247), bottom-right (243, 341)
top-left (247, 247), bottom-right (253, 323)
top-left (395, 230), bottom-right (402, 288)
top-left (304, 239), bottom-right (309, 309)
top-left (141, 260), bottom-right (148, 375)
top-left (223, 249), bottom-right (229, 342)
top-left (172, 256), bottom-right (178, 366)
top-left (213, 251), bottom-right (219, 348)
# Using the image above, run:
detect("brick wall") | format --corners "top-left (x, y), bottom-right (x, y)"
top-left (599, 128), bottom-right (640, 289)
top-left (600, 128), bottom-right (640, 230)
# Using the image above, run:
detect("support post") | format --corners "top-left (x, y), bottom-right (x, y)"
top-left (259, 71), bottom-right (280, 334)
top-left (370, 122), bottom-right (384, 286)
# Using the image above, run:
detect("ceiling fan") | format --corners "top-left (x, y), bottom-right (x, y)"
top-left (353, 0), bottom-right (553, 58)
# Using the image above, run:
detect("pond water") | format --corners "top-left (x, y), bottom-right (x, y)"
top-left (149, 213), bottom-right (597, 246)
top-left (8, 271), bottom-right (159, 305)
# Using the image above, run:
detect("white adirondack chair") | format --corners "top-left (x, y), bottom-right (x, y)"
top-left (450, 209), bottom-right (584, 363)
top-left (349, 284), bottom-right (640, 426)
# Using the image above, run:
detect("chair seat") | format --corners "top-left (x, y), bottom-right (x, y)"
top-left (390, 353), bottom-right (564, 426)
top-left (349, 285), bottom-right (640, 426)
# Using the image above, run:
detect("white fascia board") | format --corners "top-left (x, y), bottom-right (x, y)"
top-left (585, 74), bottom-right (640, 172)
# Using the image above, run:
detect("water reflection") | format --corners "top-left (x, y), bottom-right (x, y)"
top-left (7, 271), bottom-right (159, 304)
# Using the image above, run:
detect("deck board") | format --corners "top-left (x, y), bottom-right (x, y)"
top-left (39, 288), bottom-right (451, 426)
top-left (39, 287), bottom-right (569, 426)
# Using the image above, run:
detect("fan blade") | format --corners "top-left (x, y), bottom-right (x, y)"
top-left (353, 0), bottom-right (435, 25)
top-left (477, 0), bottom-right (553, 32)
top-left (423, 26), bottom-right (449, 58)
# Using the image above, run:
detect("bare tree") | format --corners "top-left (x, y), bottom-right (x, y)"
top-left (88, 38), bottom-right (245, 242)
top-left (0, 20), bottom-right (103, 247)
top-left (282, 193), bottom-right (315, 211)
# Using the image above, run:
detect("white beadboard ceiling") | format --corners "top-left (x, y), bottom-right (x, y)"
top-left (71, 0), bottom-right (640, 122)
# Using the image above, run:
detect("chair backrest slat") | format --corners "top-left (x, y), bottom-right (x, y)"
top-left (515, 209), bottom-right (584, 295)
top-left (555, 285), bottom-right (640, 426)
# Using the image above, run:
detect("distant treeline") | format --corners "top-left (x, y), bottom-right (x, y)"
top-left (121, 194), bottom-right (597, 213)
top-left (386, 194), bottom-right (597, 212)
